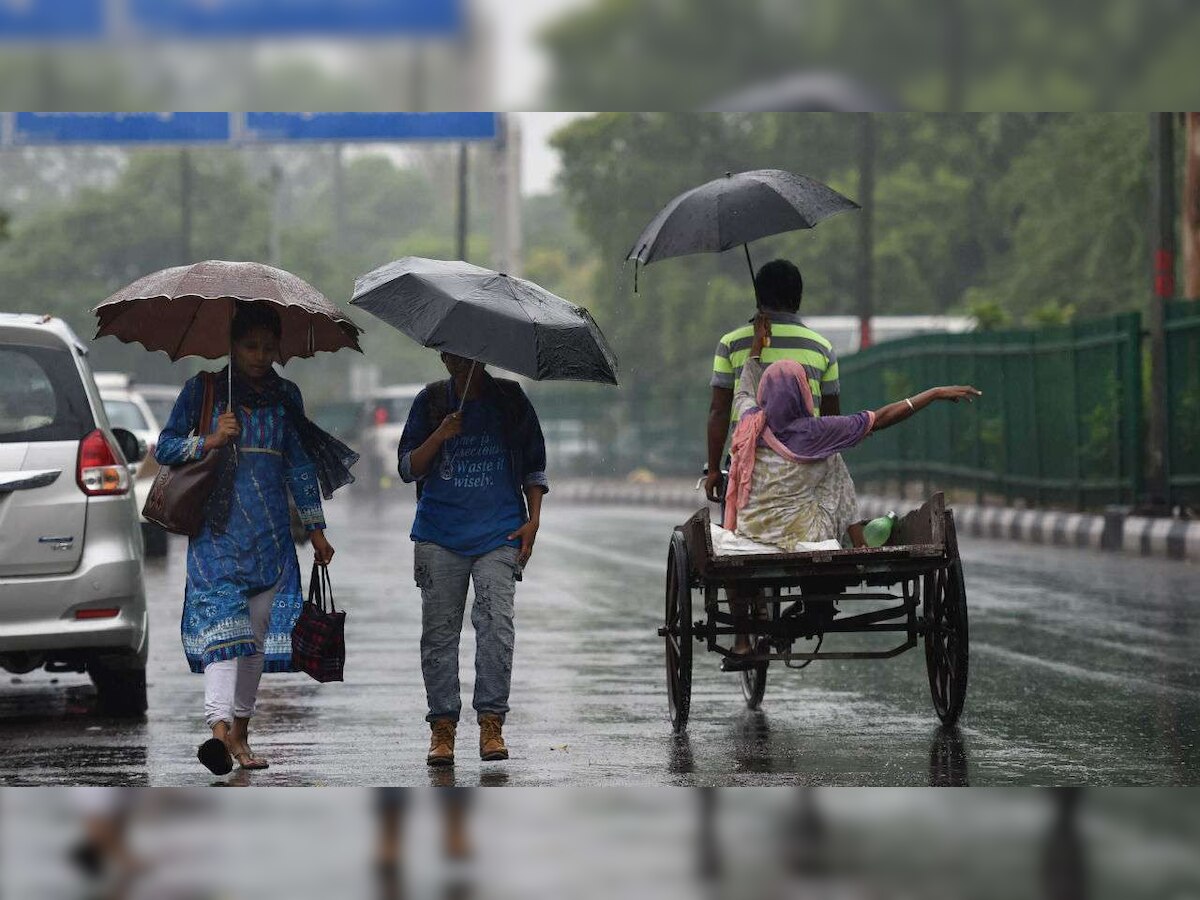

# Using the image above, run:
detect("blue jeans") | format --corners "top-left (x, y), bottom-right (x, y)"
top-left (413, 541), bottom-right (519, 724)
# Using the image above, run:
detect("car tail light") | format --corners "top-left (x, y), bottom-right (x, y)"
top-left (75, 608), bottom-right (119, 620)
top-left (77, 430), bottom-right (131, 496)
top-left (374, 406), bottom-right (388, 425)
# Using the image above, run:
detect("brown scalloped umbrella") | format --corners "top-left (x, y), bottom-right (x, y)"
top-left (93, 260), bottom-right (363, 363)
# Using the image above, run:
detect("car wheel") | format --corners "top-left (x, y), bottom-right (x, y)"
top-left (89, 654), bottom-right (148, 718)
top-left (141, 522), bottom-right (169, 558)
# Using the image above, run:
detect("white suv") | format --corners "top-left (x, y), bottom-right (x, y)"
top-left (0, 315), bottom-right (149, 716)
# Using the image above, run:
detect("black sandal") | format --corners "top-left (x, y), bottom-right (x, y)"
top-left (197, 737), bottom-right (233, 776)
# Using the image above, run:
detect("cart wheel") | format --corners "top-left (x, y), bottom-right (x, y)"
top-left (740, 589), bottom-right (770, 709)
top-left (740, 653), bottom-right (769, 710)
top-left (665, 532), bottom-right (693, 733)
top-left (923, 559), bottom-right (969, 725)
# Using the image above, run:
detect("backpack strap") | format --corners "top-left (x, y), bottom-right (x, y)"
top-left (425, 380), bottom-right (451, 433)
top-left (415, 381), bottom-right (450, 501)
top-left (491, 377), bottom-right (531, 442)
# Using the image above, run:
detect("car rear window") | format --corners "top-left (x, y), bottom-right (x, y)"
top-left (103, 398), bottom-right (150, 432)
top-left (0, 344), bottom-right (94, 443)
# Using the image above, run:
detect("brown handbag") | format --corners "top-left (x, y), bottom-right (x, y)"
top-left (142, 373), bottom-right (228, 538)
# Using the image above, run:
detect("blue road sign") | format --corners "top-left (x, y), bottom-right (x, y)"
top-left (11, 113), bottom-right (232, 144)
top-left (244, 113), bottom-right (498, 143)
top-left (126, 0), bottom-right (463, 37)
top-left (0, 0), bottom-right (105, 39)
top-left (0, 0), bottom-right (462, 40)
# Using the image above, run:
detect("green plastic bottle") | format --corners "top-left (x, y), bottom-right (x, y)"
top-left (863, 511), bottom-right (897, 548)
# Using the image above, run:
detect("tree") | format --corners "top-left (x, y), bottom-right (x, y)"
top-left (540, 0), bottom-right (1200, 111)
top-left (965, 114), bottom-right (1150, 321)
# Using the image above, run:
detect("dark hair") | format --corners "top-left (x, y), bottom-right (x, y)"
top-left (754, 260), bottom-right (803, 313)
top-left (231, 302), bottom-right (282, 342)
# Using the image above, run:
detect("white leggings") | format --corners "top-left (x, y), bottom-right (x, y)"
top-left (203, 582), bottom-right (276, 728)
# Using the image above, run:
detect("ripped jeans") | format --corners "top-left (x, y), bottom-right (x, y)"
top-left (414, 542), bottom-right (519, 724)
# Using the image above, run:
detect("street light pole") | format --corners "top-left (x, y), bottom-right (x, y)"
top-left (179, 148), bottom-right (192, 263)
top-left (858, 113), bottom-right (875, 350)
top-left (456, 142), bottom-right (469, 261)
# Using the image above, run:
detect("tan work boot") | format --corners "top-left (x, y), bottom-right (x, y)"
top-left (478, 713), bottom-right (509, 761)
top-left (426, 718), bottom-right (456, 767)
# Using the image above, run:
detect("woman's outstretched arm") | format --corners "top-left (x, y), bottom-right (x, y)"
top-left (870, 386), bottom-right (981, 432)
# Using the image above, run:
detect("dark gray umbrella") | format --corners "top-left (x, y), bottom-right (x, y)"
top-left (350, 257), bottom-right (618, 386)
top-left (626, 168), bottom-right (859, 287)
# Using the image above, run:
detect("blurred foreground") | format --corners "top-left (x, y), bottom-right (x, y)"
top-left (2, 787), bottom-right (1198, 900)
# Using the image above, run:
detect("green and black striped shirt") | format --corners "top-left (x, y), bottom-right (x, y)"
top-left (711, 312), bottom-right (839, 419)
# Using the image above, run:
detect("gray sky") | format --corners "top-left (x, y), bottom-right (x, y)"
top-left (477, 0), bottom-right (590, 108)
top-left (474, 0), bottom-right (591, 196)
top-left (517, 112), bottom-right (588, 196)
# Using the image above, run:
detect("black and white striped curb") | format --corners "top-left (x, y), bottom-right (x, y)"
top-left (856, 496), bottom-right (1200, 563)
top-left (553, 482), bottom-right (1199, 563)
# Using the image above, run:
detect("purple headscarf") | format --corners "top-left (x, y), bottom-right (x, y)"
top-left (724, 360), bottom-right (874, 531)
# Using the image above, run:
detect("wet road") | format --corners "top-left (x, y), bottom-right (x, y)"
top-left (2, 495), bottom-right (1198, 786)
top-left (5, 788), bottom-right (1199, 899)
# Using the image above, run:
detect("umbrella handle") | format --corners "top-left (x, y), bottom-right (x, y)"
top-left (744, 244), bottom-right (761, 305)
top-left (458, 360), bottom-right (478, 413)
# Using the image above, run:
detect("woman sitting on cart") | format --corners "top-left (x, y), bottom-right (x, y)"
top-left (723, 314), bottom-right (979, 655)
top-left (725, 313), bottom-right (980, 549)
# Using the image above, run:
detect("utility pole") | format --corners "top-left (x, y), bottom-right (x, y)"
top-left (1184, 112), bottom-right (1200, 299)
top-left (858, 113), bottom-right (875, 350)
top-left (1146, 112), bottom-right (1175, 510)
top-left (179, 148), bottom-right (192, 263)
top-left (456, 142), bottom-right (469, 261)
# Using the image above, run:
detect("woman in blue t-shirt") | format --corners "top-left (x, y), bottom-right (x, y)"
top-left (397, 352), bottom-right (548, 767)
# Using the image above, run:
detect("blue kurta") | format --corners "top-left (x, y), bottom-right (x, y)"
top-left (156, 373), bottom-right (325, 674)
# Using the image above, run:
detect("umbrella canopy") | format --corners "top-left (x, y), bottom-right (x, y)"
top-left (94, 260), bottom-right (362, 361)
top-left (350, 257), bottom-right (618, 386)
top-left (626, 168), bottom-right (859, 270)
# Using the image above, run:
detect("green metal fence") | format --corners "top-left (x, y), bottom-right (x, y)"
top-left (839, 313), bottom-right (1144, 509)
top-left (1166, 300), bottom-right (1200, 507)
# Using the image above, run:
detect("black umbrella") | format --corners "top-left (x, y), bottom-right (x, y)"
top-left (626, 168), bottom-right (859, 289)
top-left (350, 257), bottom-right (619, 386)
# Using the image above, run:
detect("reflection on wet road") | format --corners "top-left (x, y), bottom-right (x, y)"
top-left (2, 496), bottom-right (1197, 785)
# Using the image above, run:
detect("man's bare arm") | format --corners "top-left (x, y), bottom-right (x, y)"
top-left (705, 386), bottom-right (733, 502)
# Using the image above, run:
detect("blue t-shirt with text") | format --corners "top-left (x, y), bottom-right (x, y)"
top-left (407, 393), bottom-right (524, 557)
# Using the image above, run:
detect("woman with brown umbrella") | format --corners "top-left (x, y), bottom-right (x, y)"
top-left (95, 261), bottom-right (361, 776)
